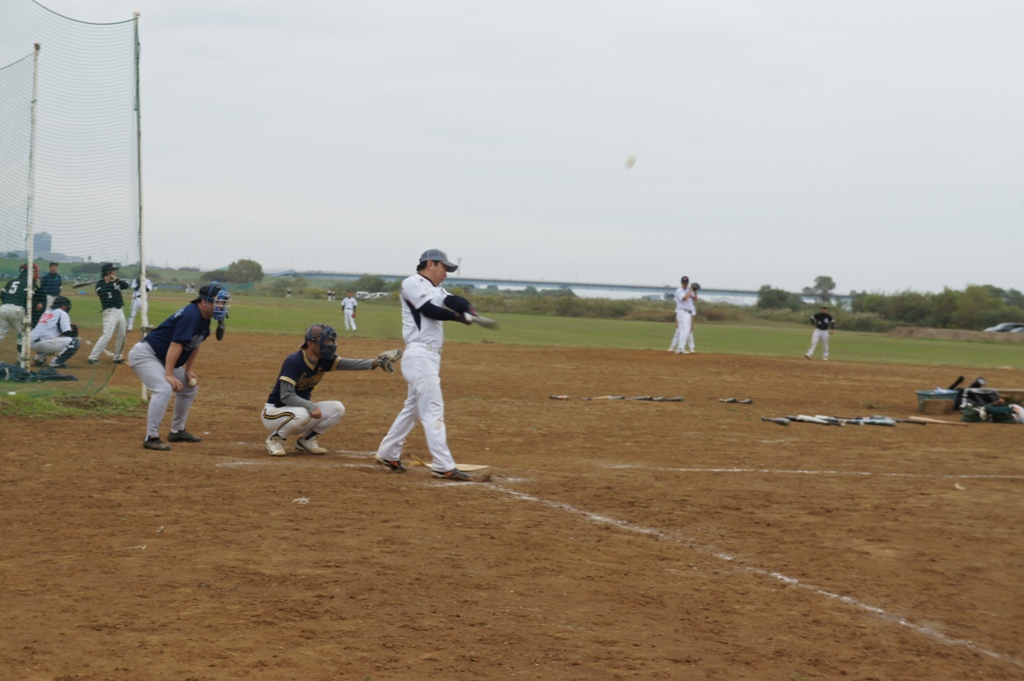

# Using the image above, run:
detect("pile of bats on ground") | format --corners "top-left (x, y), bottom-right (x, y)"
top-left (759, 414), bottom-right (964, 427)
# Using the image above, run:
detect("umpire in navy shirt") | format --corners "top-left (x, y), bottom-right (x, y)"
top-left (127, 283), bottom-right (230, 451)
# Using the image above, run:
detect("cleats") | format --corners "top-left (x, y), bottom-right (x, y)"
top-left (432, 468), bottom-right (471, 481)
top-left (374, 456), bottom-right (407, 472)
top-left (265, 435), bottom-right (286, 457)
top-left (295, 435), bottom-right (327, 455)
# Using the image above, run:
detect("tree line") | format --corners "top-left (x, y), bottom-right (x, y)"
top-left (758, 276), bottom-right (1024, 331)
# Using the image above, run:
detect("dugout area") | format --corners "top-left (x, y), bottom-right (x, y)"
top-left (2, 334), bottom-right (1023, 680)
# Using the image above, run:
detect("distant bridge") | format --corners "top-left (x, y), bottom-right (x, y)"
top-left (271, 270), bottom-right (850, 305)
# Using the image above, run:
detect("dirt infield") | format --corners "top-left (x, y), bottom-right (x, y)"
top-left (2, 333), bottom-right (1023, 680)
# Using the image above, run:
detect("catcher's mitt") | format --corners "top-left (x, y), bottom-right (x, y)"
top-left (67, 323), bottom-right (79, 337)
top-left (376, 348), bottom-right (402, 373)
top-left (690, 282), bottom-right (701, 292)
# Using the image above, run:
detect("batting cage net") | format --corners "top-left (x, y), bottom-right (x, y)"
top-left (0, 0), bottom-right (142, 395)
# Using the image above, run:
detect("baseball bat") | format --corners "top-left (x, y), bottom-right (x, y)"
top-left (810, 415), bottom-right (845, 426)
top-left (626, 396), bottom-right (653, 401)
top-left (760, 416), bottom-right (790, 426)
top-left (786, 414), bottom-right (837, 426)
top-left (582, 396), bottom-right (624, 400)
top-left (71, 279), bottom-right (98, 289)
top-left (907, 416), bottom-right (968, 427)
top-left (465, 313), bottom-right (499, 330)
top-left (549, 395), bottom-right (571, 400)
top-left (947, 375), bottom-right (965, 390)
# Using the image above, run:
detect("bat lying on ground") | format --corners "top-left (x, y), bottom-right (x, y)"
top-left (720, 397), bottom-right (754, 404)
top-left (549, 395), bottom-right (571, 400)
top-left (787, 414), bottom-right (840, 426)
top-left (907, 416), bottom-right (968, 427)
top-left (832, 415), bottom-right (922, 426)
top-left (760, 416), bottom-right (790, 426)
top-left (582, 396), bottom-right (625, 400)
top-left (465, 313), bottom-right (499, 330)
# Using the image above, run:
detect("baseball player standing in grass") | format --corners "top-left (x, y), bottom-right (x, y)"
top-left (127, 275), bottom-right (153, 331)
top-left (127, 283), bottom-right (230, 451)
top-left (375, 249), bottom-right (475, 480)
top-left (341, 291), bottom-right (358, 331)
top-left (669, 276), bottom-right (698, 354)
top-left (805, 306), bottom-right (835, 360)
top-left (261, 324), bottom-right (400, 456)
top-left (87, 263), bottom-right (129, 364)
top-left (39, 262), bottom-right (63, 310)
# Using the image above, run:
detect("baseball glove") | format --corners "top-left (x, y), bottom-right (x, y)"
top-left (67, 323), bottom-right (79, 337)
top-left (376, 348), bottom-right (402, 373)
top-left (690, 282), bottom-right (701, 292)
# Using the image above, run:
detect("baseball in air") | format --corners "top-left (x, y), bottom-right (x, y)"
top-left (188, 377), bottom-right (198, 387)
top-left (625, 156), bottom-right (637, 169)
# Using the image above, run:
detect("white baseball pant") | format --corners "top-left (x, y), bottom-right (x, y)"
top-left (807, 329), bottom-right (830, 359)
top-left (261, 401), bottom-right (345, 441)
top-left (127, 297), bottom-right (142, 330)
top-left (672, 311), bottom-right (693, 353)
top-left (128, 341), bottom-right (199, 439)
top-left (0, 303), bottom-right (25, 343)
top-left (375, 345), bottom-right (456, 472)
top-left (89, 307), bottom-right (126, 361)
top-left (32, 336), bottom-right (79, 364)
top-left (344, 309), bottom-right (357, 331)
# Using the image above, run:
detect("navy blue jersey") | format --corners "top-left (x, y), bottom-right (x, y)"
top-left (267, 350), bottom-right (342, 407)
top-left (39, 271), bottom-right (63, 296)
top-left (143, 303), bottom-right (211, 368)
top-left (812, 312), bottom-right (835, 331)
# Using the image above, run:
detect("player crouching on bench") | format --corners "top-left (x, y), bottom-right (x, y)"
top-left (261, 324), bottom-right (401, 456)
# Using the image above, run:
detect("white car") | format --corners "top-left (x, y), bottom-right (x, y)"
top-left (983, 322), bottom-right (1024, 332)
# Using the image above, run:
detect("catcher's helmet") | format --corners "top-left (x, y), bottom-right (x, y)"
top-left (51, 295), bottom-right (71, 310)
top-left (193, 283), bottom-right (231, 322)
top-left (302, 324), bottom-right (338, 362)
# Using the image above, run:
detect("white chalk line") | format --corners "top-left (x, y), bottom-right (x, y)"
top-left (209, 440), bottom-right (1024, 663)
top-left (492, 485), bottom-right (1024, 669)
top-left (606, 464), bottom-right (1024, 481)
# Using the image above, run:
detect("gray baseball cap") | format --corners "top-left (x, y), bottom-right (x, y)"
top-left (419, 248), bottom-right (458, 272)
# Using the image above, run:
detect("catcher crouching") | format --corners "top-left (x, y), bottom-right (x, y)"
top-left (261, 324), bottom-right (401, 456)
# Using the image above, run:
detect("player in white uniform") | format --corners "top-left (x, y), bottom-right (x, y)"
top-left (669, 276), bottom-right (697, 354)
top-left (375, 249), bottom-right (474, 480)
top-left (30, 296), bottom-right (80, 368)
top-left (126, 275), bottom-right (153, 331)
top-left (341, 291), bottom-right (358, 331)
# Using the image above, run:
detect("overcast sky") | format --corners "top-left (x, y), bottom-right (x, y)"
top-left (25, 1), bottom-right (1024, 294)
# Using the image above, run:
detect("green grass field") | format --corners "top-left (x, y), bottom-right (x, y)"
top-left (77, 291), bottom-right (1023, 369)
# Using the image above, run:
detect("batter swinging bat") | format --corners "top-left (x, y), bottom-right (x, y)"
top-left (465, 313), bottom-right (499, 330)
